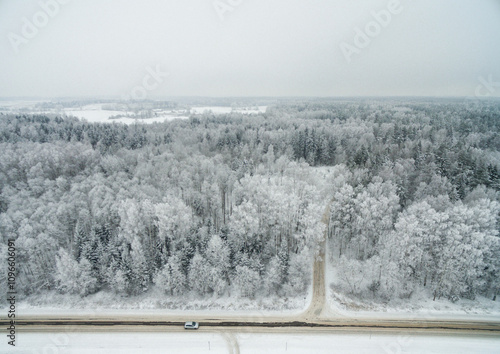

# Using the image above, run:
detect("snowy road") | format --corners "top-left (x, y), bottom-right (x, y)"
top-left (8, 317), bottom-right (500, 333)
top-left (302, 197), bottom-right (339, 321)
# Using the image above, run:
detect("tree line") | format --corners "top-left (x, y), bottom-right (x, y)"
top-left (0, 98), bottom-right (499, 303)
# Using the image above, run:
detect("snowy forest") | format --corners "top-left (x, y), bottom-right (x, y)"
top-left (1, 98), bottom-right (499, 305)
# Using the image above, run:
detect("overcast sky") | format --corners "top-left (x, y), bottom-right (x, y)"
top-left (1, 0), bottom-right (500, 98)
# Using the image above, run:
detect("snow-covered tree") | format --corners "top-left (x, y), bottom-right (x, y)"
top-left (54, 248), bottom-right (97, 296)
top-left (154, 254), bottom-right (186, 296)
top-left (204, 234), bottom-right (230, 295)
top-left (235, 265), bottom-right (260, 298)
top-left (188, 252), bottom-right (210, 295)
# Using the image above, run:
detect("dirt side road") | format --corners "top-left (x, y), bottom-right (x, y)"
top-left (301, 199), bottom-right (330, 321)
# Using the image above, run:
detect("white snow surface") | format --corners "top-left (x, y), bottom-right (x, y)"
top-left (13, 331), bottom-right (500, 354)
top-left (0, 101), bottom-right (267, 123)
top-left (190, 106), bottom-right (267, 115)
top-left (64, 108), bottom-right (188, 125)
top-left (12, 285), bottom-right (312, 318)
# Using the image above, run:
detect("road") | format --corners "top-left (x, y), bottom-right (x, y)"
top-left (9, 318), bottom-right (500, 332)
top-left (2, 200), bottom-right (500, 341)
top-left (302, 198), bottom-right (332, 321)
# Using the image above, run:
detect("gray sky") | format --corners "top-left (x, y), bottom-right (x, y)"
top-left (1, 0), bottom-right (500, 98)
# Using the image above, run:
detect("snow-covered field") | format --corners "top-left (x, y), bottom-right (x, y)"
top-left (61, 105), bottom-right (267, 123)
top-left (64, 103), bottom-right (190, 123)
top-left (0, 102), bottom-right (190, 125)
top-left (64, 109), bottom-right (188, 125)
top-left (0, 103), bottom-right (267, 124)
top-left (13, 331), bottom-right (500, 354)
top-left (190, 106), bottom-right (267, 115)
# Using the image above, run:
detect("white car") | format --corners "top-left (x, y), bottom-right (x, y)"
top-left (184, 321), bottom-right (199, 329)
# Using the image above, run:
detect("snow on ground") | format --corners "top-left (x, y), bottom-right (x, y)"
top-left (13, 285), bottom-right (311, 317)
top-left (64, 109), bottom-right (188, 125)
top-left (238, 333), bottom-right (500, 354)
top-left (62, 105), bottom-right (266, 123)
top-left (13, 331), bottom-right (500, 354)
top-left (14, 332), bottom-right (227, 354)
top-left (190, 106), bottom-right (267, 115)
top-left (325, 260), bottom-right (500, 321)
top-left (0, 101), bottom-right (266, 123)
